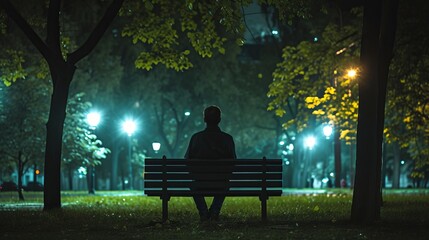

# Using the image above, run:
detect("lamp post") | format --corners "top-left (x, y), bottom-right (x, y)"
top-left (322, 125), bottom-right (334, 187)
top-left (86, 111), bottom-right (101, 194)
top-left (122, 119), bottom-right (137, 190)
top-left (303, 136), bottom-right (316, 188)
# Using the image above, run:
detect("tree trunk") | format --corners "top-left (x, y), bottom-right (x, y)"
top-left (351, 0), bottom-right (382, 224)
top-left (334, 129), bottom-right (342, 188)
top-left (17, 151), bottom-right (24, 201)
top-left (351, 0), bottom-right (398, 224)
top-left (392, 142), bottom-right (400, 188)
top-left (43, 64), bottom-right (74, 210)
top-left (68, 166), bottom-right (73, 190)
top-left (87, 165), bottom-right (95, 194)
top-left (110, 143), bottom-right (120, 190)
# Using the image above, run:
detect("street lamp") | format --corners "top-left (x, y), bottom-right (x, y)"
top-left (323, 125), bottom-right (333, 139)
top-left (304, 136), bottom-right (316, 150)
top-left (86, 111), bottom-right (101, 194)
top-left (87, 111), bottom-right (101, 129)
top-left (347, 68), bottom-right (357, 78)
top-left (152, 142), bottom-right (161, 154)
top-left (122, 119), bottom-right (137, 190)
top-left (122, 119), bottom-right (137, 137)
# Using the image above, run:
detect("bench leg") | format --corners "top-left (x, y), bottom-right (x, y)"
top-left (162, 198), bottom-right (169, 223)
top-left (261, 198), bottom-right (267, 221)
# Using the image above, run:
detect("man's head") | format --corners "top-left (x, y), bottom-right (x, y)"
top-left (204, 105), bottom-right (221, 125)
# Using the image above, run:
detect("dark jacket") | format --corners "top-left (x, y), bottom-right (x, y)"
top-left (185, 125), bottom-right (236, 159)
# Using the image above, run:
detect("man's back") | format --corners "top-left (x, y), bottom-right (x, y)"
top-left (185, 126), bottom-right (236, 159)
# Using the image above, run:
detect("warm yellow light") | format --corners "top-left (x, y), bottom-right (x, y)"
top-left (347, 69), bottom-right (357, 78)
top-left (35, 169), bottom-right (40, 175)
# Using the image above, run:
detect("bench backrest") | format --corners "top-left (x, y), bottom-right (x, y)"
top-left (144, 156), bottom-right (283, 197)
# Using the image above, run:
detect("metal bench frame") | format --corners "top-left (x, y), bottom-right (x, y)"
top-left (144, 156), bottom-right (282, 222)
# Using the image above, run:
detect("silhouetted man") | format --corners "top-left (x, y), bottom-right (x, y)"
top-left (185, 105), bottom-right (236, 221)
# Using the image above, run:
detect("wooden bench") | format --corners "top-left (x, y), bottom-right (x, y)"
top-left (144, 156), bottom-right (282, 222)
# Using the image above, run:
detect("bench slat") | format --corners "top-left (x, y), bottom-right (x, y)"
top-left (145, 180), bottom-right (282, 188)
top-left (145, 173), bottom-right (282, 181)
top-left (145, 165), bottom-right (282, 173)
top-left (144, 190), bottom-right (282, 197)
top-left (145, 159), bottom-right (282, 166)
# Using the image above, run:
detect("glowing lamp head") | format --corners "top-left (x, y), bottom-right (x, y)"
top-left (122, 119), bottom-right (137, 136)
top-left (87, 112), bottom-right (101, 128)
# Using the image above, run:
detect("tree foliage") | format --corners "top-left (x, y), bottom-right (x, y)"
top-left (62, 93), bottom-right (110, 169)
top-left (267, 19), bottom-right (361, 142)
top-left (384, 0), bottom-right (429, 184)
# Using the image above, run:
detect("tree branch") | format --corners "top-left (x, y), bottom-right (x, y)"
top-left (68, 0), bottom-right (124, 64)
top-left (46, 0), bottom-right (62, 58)
top-left (0, 0), bottom-right (50, 60)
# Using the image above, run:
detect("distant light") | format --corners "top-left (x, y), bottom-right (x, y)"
top-left (313, 37), bottom-right (318, 42)
top-left (35, 169), bottom-right (40, 175)
top-left (122, 119), bottom-right (137, 136)
top-left (124, 180), bottom-right (129, 184)
top-left (304, 136), bottom-right (316, 150)
top-left (282, 150), bottom-right (288, 155)
top-left (78, 167), bottom-right (86, 175)
top-left (347, 68), bottom-right (357, 78)
top-left (279, 141), bottom-right (285, 146)
top-left (329, 172), bottom-right (334, 177)
top-left (272, 30), bottom-right (279, 35)
top-left (322, 177), bottom-right (329, 184)
top-left (87, 111), bottom-right (101, 128)
top-left (288, 144), bottom-right (294, 151)
top-left (152, 142), bottom-right (161, 152)
top-left (400, 160), bottom-right (405, 165)
top-left (285, 161), bottom-right (290, 165)
top-left (184, 111), bottom-right (191, 116)
top-left (323, 125), bottom-right (333, 138)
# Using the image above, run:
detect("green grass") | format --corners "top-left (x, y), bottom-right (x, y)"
top-left (0, 189), bottom-right (428, 239)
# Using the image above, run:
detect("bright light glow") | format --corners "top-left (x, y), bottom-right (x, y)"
top-left (272, 30), bottom-right (279, 35)
top-left (347, 69), bottom-right (357, 78)
top-left (322, 177), bottom-right (329, 184)
top-left (122, 119), bottom-right (137, 136)
top-left (304, 136), bottom-right (316, 150)
top-left (184, 111), bottom-right (191, 116)
top-left (35, 169), bottom-right (40, 175)
top-left (323, 125), bottom-right (333, 138)
top-left (282, 150), bottom-right (288, 155)
top-left (329, 172), bottom-right (334, 177)
top-left (78, 167), bottom-right (86, 175)
top-left (288, 144), bottom-right (294, 151)
top-left (87, 111), bottom-right (101, 128)
top-left (401, 160), bottom-right (405, 165)
top-left (279, 141), bottom-right (285, 146)
top-left (285, 160), bottom-right (290, 165)
top-left (152, 142), bottom-right (161, 151)
top-left (313, 37), bottom-right (318, 42)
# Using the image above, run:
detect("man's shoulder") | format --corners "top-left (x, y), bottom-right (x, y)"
top-left (220, 131), bottom-right (234, 139)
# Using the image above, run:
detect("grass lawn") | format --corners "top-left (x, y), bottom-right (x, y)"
top-left (0, 189), bottom-right (428, 239)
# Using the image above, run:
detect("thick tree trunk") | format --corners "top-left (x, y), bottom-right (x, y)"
top-left (351, 0), bottom-right (382, 224)
top-left (351, 0), bottom-right (398, 224)
top-left (43, 64), bottom-right (74, 210)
